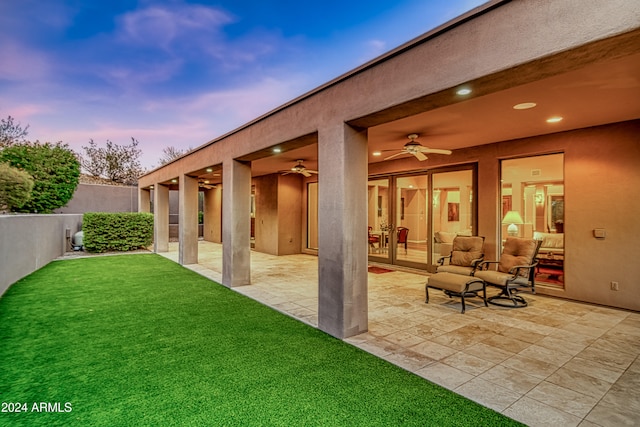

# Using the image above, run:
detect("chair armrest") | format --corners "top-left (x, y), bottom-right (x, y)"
top-left (508, 260), bottom-right (539, 276)
top-left (469, 256), bottom-right (484, 272)
top-left (437, 255), bottom-right (451, 266)
top-left (470, 256), bottom-right (484, 267)
top-left (478, 260), bottom-right (499, 271)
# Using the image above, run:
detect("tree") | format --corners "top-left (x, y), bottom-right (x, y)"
top-left (0, 115), bottom-right (30, 148)
top-left (0, 141), bottom-right (80, 213)
top-left (159, 145), bottom-right (192, 165)
top-left (0, 162), bottom-right (34, 212)
top-left (81, 138), bottom-right (143, 185)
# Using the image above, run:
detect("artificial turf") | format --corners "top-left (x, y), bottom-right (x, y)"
top-left (0, 254), bottom-right (523, 426)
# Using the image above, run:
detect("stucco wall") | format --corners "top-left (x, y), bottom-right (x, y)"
top-left (54, 183), bottom-right (138, 214)
top-left (0, 214), bottom-right (83, 296)
top-left (277, 174), bottom-right (303, 255)
top-left (254, 174), bottom-right (303, 255)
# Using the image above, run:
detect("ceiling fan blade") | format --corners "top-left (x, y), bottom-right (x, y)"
top-left (421, 148), bottom-right (452, 155)
top-left (301, 170), bottom-right (312, 177)
top-left (414, 151), bottom-right (428, 161)
top-left (384, 151), bottom-right (407, 161)
top-left (307, 170), bottom-right (319, 174)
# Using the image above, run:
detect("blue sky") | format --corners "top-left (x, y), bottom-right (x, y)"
top-left (0, 0), bottom-right (485, 169)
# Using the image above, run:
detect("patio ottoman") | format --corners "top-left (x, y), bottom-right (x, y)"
top-left (425, 272), bottom-right (487, 313)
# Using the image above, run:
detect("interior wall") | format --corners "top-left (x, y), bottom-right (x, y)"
top-left (277, 174), bottom-right (303, 255)
top-left (254, 174), bottom-right (303, 255)
top-left (254, 174), bottom-right (278, 255)
top-left (562, 121), bottom-right (640, 311)
top-left (203, 187), bottom-right (222, 243)
top-left (486, 120), bottom-right (640, 311)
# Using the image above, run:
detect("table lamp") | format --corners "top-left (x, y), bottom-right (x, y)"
top-left (502, 210), bottom-right (524, 237)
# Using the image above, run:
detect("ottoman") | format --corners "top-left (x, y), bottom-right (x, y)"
top-left (425, 272), bottom-right (487, 313)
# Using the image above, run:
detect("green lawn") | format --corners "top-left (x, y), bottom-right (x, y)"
top-left (0, 254), bottom-right (522, 426)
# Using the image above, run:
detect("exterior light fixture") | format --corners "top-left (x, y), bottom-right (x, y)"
top-left (546, 116), bottom-right (563, 123)
top-left (273, 147), bottom-right (281, 153)
top-left (456, 87), bottom-right (472, 96)
top-left (372, 151), bottom-right (381, 156)
top-left (513, 102), bottom-right (537, 110)
top-left (171, 179), bottom-right (177, 183)
top-left (206, 168), bottom-right (213, 172)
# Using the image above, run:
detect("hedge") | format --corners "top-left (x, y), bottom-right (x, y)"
top-left (83, 212), bottom-right (153, 253)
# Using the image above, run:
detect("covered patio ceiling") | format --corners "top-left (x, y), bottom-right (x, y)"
top-left (181, 30), bottom-right (640, 187)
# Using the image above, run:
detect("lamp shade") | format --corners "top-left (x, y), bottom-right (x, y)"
top-left (502, 210), bottom-right (524, 225)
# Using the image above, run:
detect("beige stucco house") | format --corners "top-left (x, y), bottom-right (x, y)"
top-left (138, 0), bottom-right (640, 338)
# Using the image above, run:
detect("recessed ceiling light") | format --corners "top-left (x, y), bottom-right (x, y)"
top-left (273, 147), bottom-right (281, 153)
top-left (372, 151), bottom-right (381, 156)
top-left (206, 168), bottom-right (213, 172)
top-left (204, 180), bottom-right (210, 184)
top-left (546, 116), bottom-right (563, 123)
top-left (513, 102), bottom-right (537, 110)
top-left (456, 88), bottom-right (472, 96)
top-left (171, 179), bottom-right (177, 183)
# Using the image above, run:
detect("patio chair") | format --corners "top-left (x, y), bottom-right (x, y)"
top-left (397, 227), bottom-right (409, 254)
top-left (436, 236), bottom-right (484, 276)
top-left (474, 237), bottom-right (543, 308)
top-left (368, 226), bottom-right (380, 253)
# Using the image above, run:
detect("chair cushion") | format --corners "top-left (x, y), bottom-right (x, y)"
top-left (474, 270), bottom-right (530, 287)
top-left (434, 231), bottom-right (456, 244)
top-left (428, 272), bottom-right (484, 293)
top-left (450, 236), bottom-right (483, 267)
top-left (498, 238), bottom-right (538, 277)
top-left (437, 265), bottom-right (474, 275)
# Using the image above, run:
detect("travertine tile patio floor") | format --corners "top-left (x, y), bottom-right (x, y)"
top-left (162, 241), bottom-right (639, 427)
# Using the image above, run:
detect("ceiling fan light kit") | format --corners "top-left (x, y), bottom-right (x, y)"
top-left (280, 160), bottom-right (318, 177)
top-left (383, 133), bottom-right (452, 161)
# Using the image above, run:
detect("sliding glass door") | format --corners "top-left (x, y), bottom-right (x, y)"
top-left (431, 169), bottom-right (474, 265)
top-left (368, 166), bottom-right (475, 271)
top-left (395, 174), bottom-right (429, 266)
top-left (367, 178), bottom-right (391, 263)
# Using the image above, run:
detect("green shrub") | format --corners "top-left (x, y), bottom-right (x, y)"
top-left (83, 212), bottom-right (153, 253)
top-left (0, 141), bottom-right (80, 213)
top-left (0, 162), bottom-right (34, 212)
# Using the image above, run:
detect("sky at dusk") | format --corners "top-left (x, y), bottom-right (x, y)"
top-left (1, 0), bottom-right (486, 170)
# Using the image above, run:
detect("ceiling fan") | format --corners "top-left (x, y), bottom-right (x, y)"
top-left (198, 180), bottom-right (216, 189)
top-left (383, 133), bottom-right (452, 161)
top-left (281, 160), bottom-right (318, 177)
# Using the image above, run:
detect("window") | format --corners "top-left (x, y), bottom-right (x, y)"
top-left (501, 153), bottom-right (564, 288)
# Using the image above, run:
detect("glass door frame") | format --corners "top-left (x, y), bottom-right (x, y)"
top-left (368, 163), bottom-right (478, 272)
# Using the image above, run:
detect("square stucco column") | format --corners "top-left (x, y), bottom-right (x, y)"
top-left (138, 188), bottom-right (151, 213)
top-left (317, 124), bottom-right (368, 339)
top-left (222, 159), bottom-right (251, 287)
top-left (154, 184), bottom-right (170, 253)
top-left (179, 174), bottom-right (199, 265)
